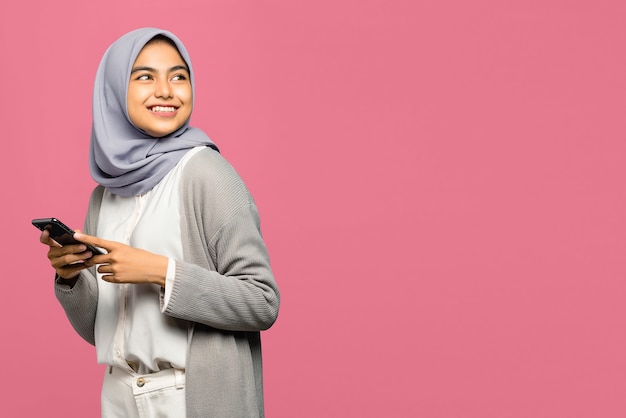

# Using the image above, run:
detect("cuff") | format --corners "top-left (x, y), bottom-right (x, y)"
top-left (161, 259), bottom-right (177, 312)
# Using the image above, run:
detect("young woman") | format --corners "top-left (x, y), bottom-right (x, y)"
top-left (38, 27), bottom-right (280, 417)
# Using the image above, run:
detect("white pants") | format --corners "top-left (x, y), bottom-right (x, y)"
top-left (101, 366), bottom-right (186, 418)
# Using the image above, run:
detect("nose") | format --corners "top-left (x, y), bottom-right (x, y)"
top-left (154, 77), bottom-right (172, 99)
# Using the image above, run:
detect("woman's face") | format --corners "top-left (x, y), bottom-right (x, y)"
top-left (127, 40), bottom-right (193, 138)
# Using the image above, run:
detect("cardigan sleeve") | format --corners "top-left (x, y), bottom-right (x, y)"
top-left (53, 186), bottom-right (104, 346)
top-left (163, 148), bottom-right (280, 332)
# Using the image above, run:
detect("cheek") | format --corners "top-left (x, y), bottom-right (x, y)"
top-left (179, 87), bottom-right (193, 104)
top-left (126, 89), bottom-right (144, 114)
top-left (178, 88), bottom-right (193, 118)
top-left (127, 86), bottom-right (150, 103)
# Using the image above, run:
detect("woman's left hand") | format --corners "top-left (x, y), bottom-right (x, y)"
top-left (74, 232), bottom-right (168, 287)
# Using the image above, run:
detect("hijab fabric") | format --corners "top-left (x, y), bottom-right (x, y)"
top-left (89, 27), bottom-right (217, 197)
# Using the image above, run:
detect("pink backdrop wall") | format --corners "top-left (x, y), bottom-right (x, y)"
top-left (2, 1), bottom-right (625, 416)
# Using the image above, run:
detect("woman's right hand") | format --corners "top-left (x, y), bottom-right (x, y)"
top-left (39, 229), bottom-right (94, 280)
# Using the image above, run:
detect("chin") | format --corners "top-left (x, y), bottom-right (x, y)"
top-left (147, 126), bottom-right (181, 138)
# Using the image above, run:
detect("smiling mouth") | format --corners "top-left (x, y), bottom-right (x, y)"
top-left (150, 105), bottom-right (177, 113)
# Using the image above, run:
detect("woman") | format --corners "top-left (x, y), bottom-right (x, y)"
top-left (38, 27), bottom-right (280, 417)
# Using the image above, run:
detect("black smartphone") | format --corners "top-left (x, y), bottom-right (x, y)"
top-left (32, 217), bottom-right (104, 255)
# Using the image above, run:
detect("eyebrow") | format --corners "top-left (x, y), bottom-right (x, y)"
top-left (130, 64), bottom-right (190, 74)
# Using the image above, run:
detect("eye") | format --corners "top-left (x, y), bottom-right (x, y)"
top-left (171, 74), bottom-right (188, 82)
top-left (135, 74), bottom-right (153, 81)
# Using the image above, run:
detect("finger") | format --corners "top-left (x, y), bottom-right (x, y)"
top-left (51, 251), bottom-right (93, 269)
top-left (99, 271), bottom-right (121, 283)
top-left (56, 263), bottom-right (90, 280)
top-left (49, 243), bottom-right (88, 257)
top-left (73, 232), bottom-right (112, 251)
top-left (97, 263), bottom-right (119, 275)
top-left (96, 264), bottom-right (115, 282)
top-left (40, 230), bottom-right (61, 247)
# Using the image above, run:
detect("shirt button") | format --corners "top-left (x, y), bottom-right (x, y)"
top-left (136, 377), bottom-right (145, 387)
top-left (115, 350), bottom-right (121, 358)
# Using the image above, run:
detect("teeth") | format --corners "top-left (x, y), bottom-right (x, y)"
top-left (151, 106), bottom-right (176, 112)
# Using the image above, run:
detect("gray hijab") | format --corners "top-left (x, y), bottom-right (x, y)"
top-left (89, 27), bottom-right (217, 196)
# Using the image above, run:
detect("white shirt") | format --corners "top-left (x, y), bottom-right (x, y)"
top-left (94, 147), bottom-right (204, 373)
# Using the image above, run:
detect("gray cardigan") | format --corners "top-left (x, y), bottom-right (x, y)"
top-left (55, 148), bottom-right (280, 417)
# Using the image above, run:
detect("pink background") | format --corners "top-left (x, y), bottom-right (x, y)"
top-left (2, 0), bottom-right (625, 416)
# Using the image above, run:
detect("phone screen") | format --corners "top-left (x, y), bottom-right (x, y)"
top-left (32, 218), bottom-right (104, 255)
